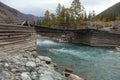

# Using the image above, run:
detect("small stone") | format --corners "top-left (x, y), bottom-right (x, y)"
top-left (2, 71), bottom-right (11, 79)
top-left (26, 61), bottom-right (36, 67)
top-left (10, 76), bottom-right (15, 80)
top-left (44, 57), bottom-right (52, 62)
top-left (14, 56), bottom-right (20, 59)
top-left (19, 68), bottom-right (27, 72)
top-left (21, 72), bottom-right (31, 80)
top-left (28, 58), bottom-right (35, 62)
top-left (15, 76), bottom-right (21, 80)
top-left (5, 68), bottom-right (8, 71)
top-left (35, 58), bottom-right (41, 63)
top-left (37, 69), bottom-right (44, 74)
top-left (65, 72), bottom-right (71, 77)
top-left (16, 73), bottom-right (21, 76)
top-left (65, 68), bottom-right (73, 73)
top-left (0, 59), bottom-right (8, 62)
top-left (32, 53), bottom-right (39, 58)
top-left (0, 63), bottom-right (3, 66)
top-left (31, 74), bottom-right (37, 80)
top-left (36, 62), bottom-right (41, 67)
top-left (21, 58), bottom-right (28, 63)
top-left (4, 63), bottom-right (9, 67)
top-left (23, 55), bottom-right (28, 58)
top-left (12, 58), bottom-right (21, 65)
top-left (53, 63), bottom-right (58, 70)
top-left (26, 67), bottom-right (34, 73)
top-left (37, 56), bottom-right (44, 60)
top-left (45, 61), bottom-right (51, 64)
top-left (31, 72), bottom-right (37, 75)
top-left (11, 69), bottom-right (18, 72)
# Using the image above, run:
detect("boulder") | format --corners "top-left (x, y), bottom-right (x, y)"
top-left (38, 56), bottom-right (52, 62)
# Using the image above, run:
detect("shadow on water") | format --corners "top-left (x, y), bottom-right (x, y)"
top-left (37, 37), bottom-right (120, 80)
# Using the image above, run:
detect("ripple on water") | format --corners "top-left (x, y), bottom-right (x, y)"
top-left (37, 38), bottom-right (120, 80)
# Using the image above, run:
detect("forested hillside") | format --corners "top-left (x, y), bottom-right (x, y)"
top-left (97, 2), bottom-right (120, 21)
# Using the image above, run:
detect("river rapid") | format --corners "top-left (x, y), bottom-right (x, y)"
top-left (37, 37), bottom-right (120, 80)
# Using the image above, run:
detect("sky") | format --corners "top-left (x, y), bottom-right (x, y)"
top-left (0, 0), bottom-right (120, 16)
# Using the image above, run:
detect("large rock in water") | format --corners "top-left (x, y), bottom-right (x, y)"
top-left (38, 56), bottom-right (52, 62)
top-left (70, 74), bottom-right (84, 80)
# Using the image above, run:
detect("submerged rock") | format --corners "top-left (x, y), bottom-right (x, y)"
top-left (40, 76), bottom-right (53, 80)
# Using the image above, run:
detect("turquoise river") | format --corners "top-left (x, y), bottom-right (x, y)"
top-left (37, 37), bottom-right (120, 80)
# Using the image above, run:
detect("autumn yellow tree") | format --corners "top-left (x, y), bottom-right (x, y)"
top-left (43, 10), bottom-right (51, 26)
top-left (102, 17), bottom-right (107, 27)
top-left (115, 16), bottom-right (120, 21)
top-left (56, 4), bottom-right (67, 27)
top-left (69, 0), bottom-right (85, 28)
top-left (50, 13), bottom-right (57, 27)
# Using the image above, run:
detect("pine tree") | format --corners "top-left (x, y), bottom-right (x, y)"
top-left (88, 11), bottom-right (92, 21)
top-left (92, 10), bottom-right (95, 17)
top-left (56, 3), bottom-right (62, 16)
top-left (65, 8), bottom-right (70, 27)
top-left (36, 19), bottom-right (41, 25)
top-left (84, 11), bottom-right (87, 21)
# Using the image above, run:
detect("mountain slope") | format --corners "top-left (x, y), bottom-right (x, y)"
top-left (0, 1), bottom-right (39, 24)
top-left (97, 2), bottom-right (120, 21)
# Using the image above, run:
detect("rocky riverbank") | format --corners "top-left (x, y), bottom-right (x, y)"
top-left (0, 47), bottom-right (83, 80)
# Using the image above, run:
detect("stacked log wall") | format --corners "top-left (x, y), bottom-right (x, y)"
top-left (0, 24), bottom-right (36, 53)
top-left (73, 29), bottom-right (120, 47)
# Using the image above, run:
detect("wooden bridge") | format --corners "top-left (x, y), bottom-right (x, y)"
top-left (34, 25), bottom-right (120, 47)
top-left (34, 25), bottom-right (82, 33)
top-left (0, 23), bottom-right (120, 53)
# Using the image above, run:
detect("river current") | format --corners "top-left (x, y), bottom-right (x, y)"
top-left (37, 37), bottom-right (120, 80)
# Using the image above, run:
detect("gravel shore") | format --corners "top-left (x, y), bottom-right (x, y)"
top-left (0, 47), bottom-right (84, 80)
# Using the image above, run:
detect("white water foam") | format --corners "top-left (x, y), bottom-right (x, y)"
top-left (37, 39), bottom-right (57, 45)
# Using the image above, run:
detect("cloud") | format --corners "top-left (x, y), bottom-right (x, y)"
top-left (0, 0), bottom-right (120, 16)
top-left (82, 0), bottom-right (120, 14)
top-left (0, 0), bottom-right (71, 16)
top-left (82, 0), bottom-right (111, 6)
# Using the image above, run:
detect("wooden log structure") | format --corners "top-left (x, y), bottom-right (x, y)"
top-left (0, 24), bottom-right (36, 53)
